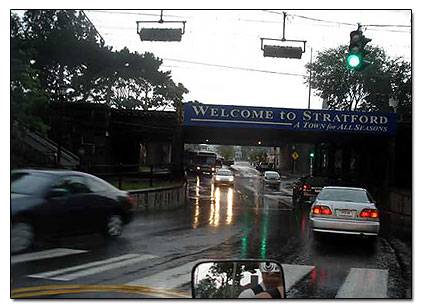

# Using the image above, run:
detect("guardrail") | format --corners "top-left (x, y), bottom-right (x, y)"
top-left (128, 182), bottom-right (187, 211)
top-left (91, 164), bottom-right (174, 189)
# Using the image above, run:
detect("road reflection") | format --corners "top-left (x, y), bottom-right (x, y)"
top-left (209, 184), bottom-right (219, 226)
top-left (191, 176), bottom-right (236, 229)
top-left (226, 188), bottom-right (233, 225)
top-left (193, 176), bottom-right (201, 229)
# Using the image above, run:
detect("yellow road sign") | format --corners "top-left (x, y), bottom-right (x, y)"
top-left (291, 152), bottom-right (299, 160)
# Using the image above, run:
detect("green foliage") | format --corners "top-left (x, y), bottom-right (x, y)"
top-left (10, 9), bottom-right (189, 138)
top-left (248, 149), bottom-right (266, 163)
top-left (11, 13), bottom-right (49, 135)
top-left (217, 145), bottom-right (235, 160)
top-left (306, 44), bottom-right (411, 117)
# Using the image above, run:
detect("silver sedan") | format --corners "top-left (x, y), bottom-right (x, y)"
top-left (214, 169), bottom-right (234, 186)
top-left (309, 186), bottom-right (380, 237)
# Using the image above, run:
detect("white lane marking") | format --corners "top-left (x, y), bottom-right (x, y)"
top-left (335, 268), bottom-right (388, 298)
top-left (126, 259), bottom-right (207, 290)
top-left (28, 254), bottom-right (158, 281)
top-left (282, 264), bottom-right (315, 291)
top-left (11, 248), bottom-right (88, 264)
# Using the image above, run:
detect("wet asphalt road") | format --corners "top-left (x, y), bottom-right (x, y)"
top-left (10, 162), bottom-right (411, 299)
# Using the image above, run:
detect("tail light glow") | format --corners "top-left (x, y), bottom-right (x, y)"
top-left (127, 195), bottom-right (135, 207)
top-left (303, 185), bottom-right (308, 190)
top-left (312, 205), bottom-right (332, 215)
top-left (360, 209), bottom-right (379, 218)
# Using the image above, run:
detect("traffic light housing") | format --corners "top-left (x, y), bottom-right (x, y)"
top-left (346, 26), bottom-right (371, 71)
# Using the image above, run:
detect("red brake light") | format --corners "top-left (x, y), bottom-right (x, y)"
top-left (127, 195), bottom-right (135, 207)
top-left (360, 211), bottom-right (370, 218)
top-left (321, 208), bottom-right (331, 215)
top-left (360, 209), bottom-right (378, 218)
top-left (312, 205), bottom-right (332, 215)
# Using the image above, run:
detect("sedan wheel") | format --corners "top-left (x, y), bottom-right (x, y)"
top-left (11, 222), bottom-right (34, 254)
top-left (104, 214), bottom-right (123, 237)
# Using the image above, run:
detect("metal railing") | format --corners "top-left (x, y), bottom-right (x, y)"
top-left (21, 128), bottom-right (79, 167)
top-left (91, 164), bottom-right (174, 189)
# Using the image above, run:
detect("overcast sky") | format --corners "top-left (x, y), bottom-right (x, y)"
top-left (85, 9), bottom-right (411, 110)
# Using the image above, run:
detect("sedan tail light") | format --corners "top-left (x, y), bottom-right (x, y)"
top-left (360, 209), bottom-right (379, 218)
top-left (312, 205), bottom-right (332, 215)
top-left (127, 195), bottom-right (136, 207)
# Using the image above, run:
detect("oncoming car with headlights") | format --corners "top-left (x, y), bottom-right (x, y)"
top-left (263, 171), bottom-right (281, 188)
top-left (309, 186), bottom-right (380, 238)
top-left (213, 169), bottom-right (234, 186)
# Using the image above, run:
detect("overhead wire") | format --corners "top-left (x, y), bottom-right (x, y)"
top-left (262, 10), bottom-right (411, 30)
top-left (87, 10), bottom-right (411, 29)
top-left (83, 10), bottom-right (409, 76)
top-left (161, 58), bottom-right (307, 77)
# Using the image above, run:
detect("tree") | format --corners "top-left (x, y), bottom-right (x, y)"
top-left (217, 145), bottom-right (235, 160)
top-left (248, 149), bottom-right (267, 163)
top-left (195, 262), bottom-right (259, 298)
top-left (11, 9), bottom-right (189, 127)
top-left (195, 276), bottom-right (219, 298)
top-left (11, 10), bottom-right (105, 138)
top-left (11, 13), bottom-right (50, 135)
top-left (305, 45), bottom-right (411, 117)
top-left (93, 49), bottom-right (188, 110)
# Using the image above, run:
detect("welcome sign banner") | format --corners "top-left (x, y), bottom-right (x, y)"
top-left (183, 103), bottom-right (397, 135)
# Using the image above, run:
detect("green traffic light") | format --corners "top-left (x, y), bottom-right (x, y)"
top-left (347, 54), bottom-right (361, 68)
top-left (310, 152), bottom-right (314, 158)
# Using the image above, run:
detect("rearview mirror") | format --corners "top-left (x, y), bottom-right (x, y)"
top-left (191, 260), bottom-right (286, 299)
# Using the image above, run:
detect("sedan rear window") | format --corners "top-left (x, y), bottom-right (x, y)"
top-left (217, 170), bottom-right (232, 176)
top-left (11, 172), bottom-right (54, 195)
top-left (318, 188), bottom-right (371, 203)
top-left (265, 172), bottom-right (280, 179)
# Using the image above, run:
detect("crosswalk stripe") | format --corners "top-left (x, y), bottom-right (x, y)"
top-left (11, 248), bottom-right (88, 264)
top-left (282, 264), bottom-right (315, 291)
top-left (125, 259), bottom-right (207, 290)
top-left (28, 254), bottom-right (158, 281)
top-left (335, 268), bottom-right (388, 298)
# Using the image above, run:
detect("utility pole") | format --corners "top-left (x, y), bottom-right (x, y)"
top-left (308, 47), bottom-right (313, 109)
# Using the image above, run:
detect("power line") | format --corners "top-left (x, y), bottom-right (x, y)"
top-left (262, 10), bottom-right (411, 29)
top-left (86, 10), bottom-right (410, 34)
top-left (81, 10), bottom-right (105, 46)
top-left (85, 9), bottom-right (185, 19)
top-left (161, 58), bottom-right (307, 77)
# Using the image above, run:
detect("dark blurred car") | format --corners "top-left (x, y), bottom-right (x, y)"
top-left (257, 162), bottom-right (272, 174)
top-left (11, 169), bottom-right (135, 254)
top-left (224, 159), bottom-right (235, 168)
top-left (292, 175), bottom-right (331, 204)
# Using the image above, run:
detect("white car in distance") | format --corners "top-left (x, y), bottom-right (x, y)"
top-left (214, 169), bottom-right (234, 186)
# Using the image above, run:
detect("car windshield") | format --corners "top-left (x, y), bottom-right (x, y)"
top-left (318, 188), bottom-right (371, 203)
top-left (11, 172), bottom-right (54, 195)
top-left (217, 170), bottom-right (232, 176)
top-left (266, 172), bottom-right (280, 179)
